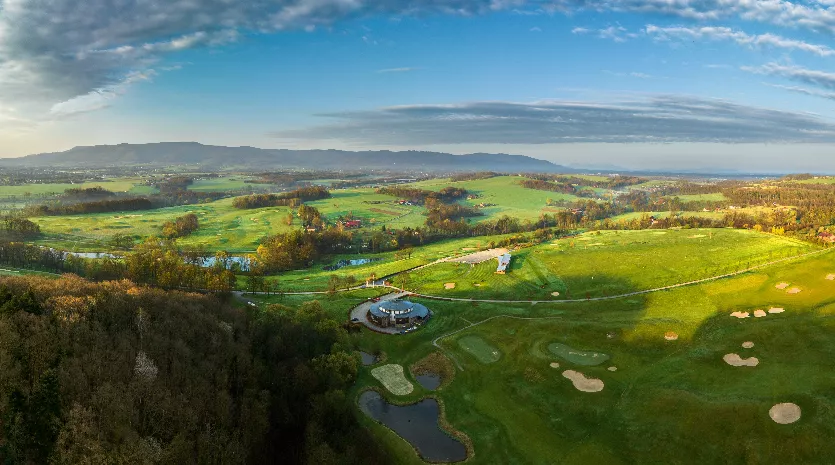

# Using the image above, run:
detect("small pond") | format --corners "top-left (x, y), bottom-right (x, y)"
top-left (198, 255), bottom-right (251, 271)
top-left (359, 351), bottom-right (377, 366)
top-left (67, 252), bottom-right (118, 259)
top-left (415, 373), bottom-right (442, 391)
top-left (323, 257), bottom-right (380, 271)
top-left (358, 390), bottom-right (467, 463)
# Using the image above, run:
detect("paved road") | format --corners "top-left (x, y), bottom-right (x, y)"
top-left (349, 291), bottom-right (411, 334)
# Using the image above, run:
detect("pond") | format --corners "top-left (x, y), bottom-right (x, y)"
top-left (358, 390), bottom-right (467, 463)
top-left (415, 373), bottom-right (442, 391)
top-left (322, 257), bottom-right (380, 271)
top-left (67, 251), bottom-right (118, 259)
top-left (198, 255), bottom-right (251, 271)
top-left (58, 248), bottom-right (251, 271)
top-left (359, 351), bottom-right (378, 366)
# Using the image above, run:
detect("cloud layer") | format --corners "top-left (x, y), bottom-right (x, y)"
top-left (5, 0), bottom-right (835, 130)
top-left (272, 96), bottom-right (835, 144)
top-left (645, 25), bottom-right (835, 56)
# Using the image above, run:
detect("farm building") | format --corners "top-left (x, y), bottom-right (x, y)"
top-left (367, 300), bottom-right (430, 328)
top-left (495, 253), bottom-right (511, 274)
top-left (819, 231), bottom-right (835, 243)
top-left (341, 219), bottom-right (362, 229)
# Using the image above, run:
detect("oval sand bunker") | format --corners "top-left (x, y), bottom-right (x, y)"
top-left (770, 403), bottom-right (801, 424)
top-left (742, 341), bottom-right (755, 349)
top-left (562, 370), bottom-right (604, 392)
top-left (730, 311), bottom-right (750, 319)
top-left (664, 332), bottom-right (678, 341)
top-left (723, 353), bottom-right (759, 367)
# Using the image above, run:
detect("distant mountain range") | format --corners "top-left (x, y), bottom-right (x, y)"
top-left (2, 142), bottom-right (571, 173)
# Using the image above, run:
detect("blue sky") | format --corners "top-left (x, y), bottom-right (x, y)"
top-left (3, 0), bottom-right (835, 171)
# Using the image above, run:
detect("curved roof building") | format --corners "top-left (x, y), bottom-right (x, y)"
top-left (367, 300), bottom-right (430, 328)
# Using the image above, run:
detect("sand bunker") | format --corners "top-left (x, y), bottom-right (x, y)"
top-left (723, 353), bottom-right (759, 367)
top-left (547, 343), bottom-right (610, 366)
top-left (742, 341), bottom-right (755, 349)
top-left (787, 287), bottom-right (802, 294)
top-left (448, 248), bottom-right (509, 265)
top-left (689, 234), bottom-right (707, 238)
top-left (371, 364), bottom-right (414, 396)
top-left (551, 291), bottom-right (560, 297)
top-left (664, 332), bottom-right (679, 341)
top-left (444, 283), bottom-right (456, 290)
top-left (827, 274), bottom-right (835, 281)
top-left (754, 309), bottom-right (767, 318)
top-left (775, 282), bottom-right (790, 290)
top-left (562, 370), bottom-right (605, 392)
top-left (730, 311), bottom-right (750, 319)
top-left (769, 403), bottom-right (802, 424)
top-left (549, 362), bottom-right (560, 369)
top-left (607, 366), bottom-right (618, 372)
top-left (768, 307), bottom-right (785, 314)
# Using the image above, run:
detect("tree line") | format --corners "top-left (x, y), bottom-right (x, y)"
top-left (232, 186), bottom-right (331, 209)
top-left (0, 274), bottom-right (389, 464)
top-left (375, 186), bottom-right (468, 204)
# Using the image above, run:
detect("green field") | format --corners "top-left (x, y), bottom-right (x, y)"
top-left (668, 193), bottom-right (728, 201)
top-left (406, 176), bottom-right (580, 222)
top-left (608, 211), bottom-right (725, 222)
top-left (249, 244), bottom-right (835, 464)
top-left (797, 177), bottom-right (835, 185)
top-left (404, 229), bottom-right (815, 301)
top-left (0, 177), bottom-right (152, 197)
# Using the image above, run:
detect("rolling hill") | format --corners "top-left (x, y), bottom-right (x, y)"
top-left (3, 142), bottom-right (570, 172)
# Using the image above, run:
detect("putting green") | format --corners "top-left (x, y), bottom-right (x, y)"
top-left (458, 335), bottom-right (501, 364)
top-left (547, 343), bottom-right (610, 366)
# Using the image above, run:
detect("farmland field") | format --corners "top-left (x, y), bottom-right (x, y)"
top-left (0, 177), bottom-right (152, 197)
top-left (406, 176), bottom-right (580, 222)
top-left (667, 193), bottom-right (727, 201)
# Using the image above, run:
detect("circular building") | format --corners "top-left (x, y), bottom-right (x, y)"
top-left (367, 300), bottom-right (430, 329)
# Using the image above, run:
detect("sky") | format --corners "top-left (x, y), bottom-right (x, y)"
top-left (3, 1), bottom-right (835, 172)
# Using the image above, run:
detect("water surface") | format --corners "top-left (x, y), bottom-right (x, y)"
top-left (358, 390), bottom-right (467, 463)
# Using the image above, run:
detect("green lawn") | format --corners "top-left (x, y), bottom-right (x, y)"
top-left (667, 193), bottom-right (728, 202)
top-left (0, 177), bottom-right (151, 197)
top-left (266, 247), bottom-right (835, 464)
top-left (405, 176), bottom-right (580, 222)
top-left (405, 229), bottom-right (816, 301)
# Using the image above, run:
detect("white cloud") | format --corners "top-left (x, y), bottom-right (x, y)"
top-left (742, 62), bottom-right (835, 90)
top-left (272, 95), bottom-right (835, 144)
top-left (49, 70), bottom-right (157, 117)
top-left (5, 0), bottom-right (835, 125)
top-left (765, 83), bottom-right (835, 101)
top-left (574, 25), bottom-right (637, 42)
top-left (645, 25), bottom-right (835, 56)
top-left (530, 26), bottom-right (542, 32)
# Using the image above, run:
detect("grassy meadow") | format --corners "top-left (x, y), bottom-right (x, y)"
top-left (403, 229), bottom-right (816, 301)
top-left (248, 245), bottom-right (835, 464)
top-left (406, 176), bottom-right (580, 222)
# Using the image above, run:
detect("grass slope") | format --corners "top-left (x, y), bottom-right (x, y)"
top-left (258, 248), bottom-right (835, 464)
